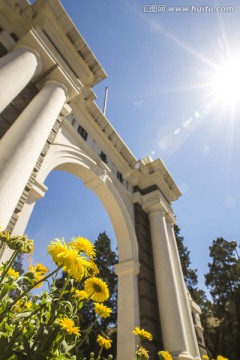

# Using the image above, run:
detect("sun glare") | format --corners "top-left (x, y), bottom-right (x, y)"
top-left (212, 56), bottom-right (240, 107)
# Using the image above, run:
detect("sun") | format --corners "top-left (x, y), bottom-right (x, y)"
top-left (211, 56), bottom-right (240, 107)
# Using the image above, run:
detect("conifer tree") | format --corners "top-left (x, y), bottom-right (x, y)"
top-left (56, 232), bottom-right (118, 358)
top-left (204, 237), bottom-right (240, 360)
top-left (12, 254), bottom-right (24, 275)
top-left (79, 232), bottom-right (118, 358)
top-left (205, 237), bottom-right (240, 315)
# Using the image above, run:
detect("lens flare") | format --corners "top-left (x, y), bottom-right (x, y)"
top-left (212, 56), bottom-right (240, 106)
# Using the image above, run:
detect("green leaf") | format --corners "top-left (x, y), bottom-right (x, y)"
top-left (24, 322), bottom-right (35, 340)
top-left (12, 311), bottom-right (33, 321)
top-left (22, 334), bottom-right (32, 356)
top-left (0, 283), bottom-right (10, 300)
top-left (61, 339), bottom-right (76, 352)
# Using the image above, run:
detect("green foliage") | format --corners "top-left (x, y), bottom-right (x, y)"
top-left (56, 232), bottom-right (118, 359)
top-left (12, 254), bottom-right (24, 275)
top-left (0, 269), bottom-right (81, 359)
top-left (75, 232), bottom-right (118, 359)
top-left (93, 232), bottom-right (118, 324)
top-left (204, 237), bottom-right (240, 360)
top-left (0, 230), bottom-right (114, 360)
top-left (205, 237), bottom-right (240, 315)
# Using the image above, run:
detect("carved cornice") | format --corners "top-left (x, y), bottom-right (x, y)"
top-left (131, 157), bottom-right (182, 204)
top-left (142, 190), bottom-right (169, 214)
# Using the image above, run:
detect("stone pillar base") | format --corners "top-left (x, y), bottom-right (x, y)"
top-left (171, 350), bottom-right (199, 360)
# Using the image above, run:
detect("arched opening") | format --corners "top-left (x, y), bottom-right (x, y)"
top-left (25, 169), bottom-right (118, 356)
top-left (32, 144), bottom-right (139, 264)
top-left (26, 170), bottom-right (117, 269)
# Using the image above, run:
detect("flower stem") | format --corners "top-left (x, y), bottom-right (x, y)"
top-left (0, 250), bottom-right (18, 285)
top-left (77, 319), bottom-right (97, 347)
top-left (8, 265), bottom-right (62, 311)
top-left (97, 346), bottom-right (103, 359)
top-left (56, 275), bottom-right (69, 305)
top-left (46, 275), bottom-right (69, 326)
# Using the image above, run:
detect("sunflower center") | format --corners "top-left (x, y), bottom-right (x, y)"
top-left (93, 283), bottom-right (102, 292)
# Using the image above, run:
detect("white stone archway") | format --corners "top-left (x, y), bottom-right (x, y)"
top-left (0, 1), bottom-right (203, 358)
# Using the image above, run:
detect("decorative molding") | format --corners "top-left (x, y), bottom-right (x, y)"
top-left (66, 114), bottom-right (132, 192)
top-left (29, 179), bottom-right (48, 200)
top-left (142, 189), bottom-right (173, 216)
top-left (115, 259), bottom-right (140, 276)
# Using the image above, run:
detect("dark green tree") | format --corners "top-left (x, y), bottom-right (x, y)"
top-left (77, 232), bottom-right (118, 358)
top-left (12, 254), bottom-right (24, 275)
top-left (204, 237), bottom-right (240, 360)
top-left (93, 232), bottom-right (118, 323)
top-left (83, 232), bottom-right (118, 358)
top-left (56, 232), bottom-right (118, 358)
top-left (205, 238), bottom-right (240, 315)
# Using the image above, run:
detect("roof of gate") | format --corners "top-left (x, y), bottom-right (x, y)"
top-left (30, 0), bottom-right (107, 87)
top-left (14, 0), bottom-right (181, 202)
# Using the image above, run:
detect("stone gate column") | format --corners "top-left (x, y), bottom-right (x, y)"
top-left (143, 195), bottom-right (193, 360)
top-left (166, 220), bottom-right (200, 359)
top-left (0, 81), bottom-right (67, 230)
top-left (115, 259), bottom-right (140, 360)
top-left (0, 47), bottom-right (42, 112)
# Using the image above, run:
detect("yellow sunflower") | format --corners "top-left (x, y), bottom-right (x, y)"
top-left (34, 273), bottom-right (46, 288)
top-left (94, 302), bottom-right (112, 318)
top-left (96, 334), bottom-right (112, 349)
top-left (13, 300), bottom-right (23, 313)
top-left (84, 277), bottom-right (109, 303)
top-left (88, 260), bottom-right (99, 276)
top-left (71, 288), bottom-right (89, 300)
top-left (48, 238), bottom-right (71, 265)
top-left (25, 301), bottom-right (32, 309)
top-left (136, 346), bottom-right (149, 360)
top-left (7, 268), bottom-right (19, 279)
top-left (57, 317), bottom-right (80, 337)
top-left (13, 300), bottom-right (32, 313)
top-left (28, 263), bottom-right (49, 288)
top-left (133, 327), bottom-right (153, 341)
top-left (69, 236), bottom-right (96, 259)
top-left (48, 238), bottom-right (93, 281)
top-left (65, 255), bottom-right (94, 281)
top-left (158, 351), bottom-right (173, 360)
top-left (35, 263), bottom-right (49, 275)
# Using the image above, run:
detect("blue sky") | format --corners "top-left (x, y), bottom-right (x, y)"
top-left (27, 0), bottom-right (240, 293)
